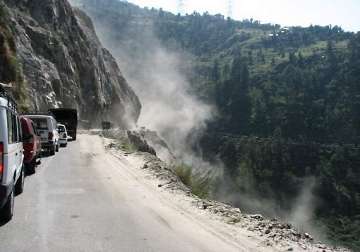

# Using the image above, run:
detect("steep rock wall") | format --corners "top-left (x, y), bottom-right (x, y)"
top-left (3, 0), bottom-right (141, 127)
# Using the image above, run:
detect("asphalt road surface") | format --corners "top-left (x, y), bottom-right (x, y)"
top-left (0, 134), bottom-right (243, 252)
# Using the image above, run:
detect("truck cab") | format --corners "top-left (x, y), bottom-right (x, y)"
top-left (49, 109), bottom-right (78, 141)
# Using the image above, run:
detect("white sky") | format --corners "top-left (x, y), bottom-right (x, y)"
top-left (127, 0), bottom-right (360, 32)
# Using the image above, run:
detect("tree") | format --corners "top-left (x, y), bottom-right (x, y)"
top-left (226, 54), bottom-right (252, 134)
top-left (211, 60), bottom-right (220, 81)
top-left (326, 40), bottom-right (338, 73)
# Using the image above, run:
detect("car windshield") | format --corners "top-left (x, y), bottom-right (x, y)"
top-left (58, 126), bottom-right (65, 132)
top-left (31, 118), bottom-right (48, 130)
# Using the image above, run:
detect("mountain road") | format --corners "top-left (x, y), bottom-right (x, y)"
top-left (0, 134), bottom-right (264, 252)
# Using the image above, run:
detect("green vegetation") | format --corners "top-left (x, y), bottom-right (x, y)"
top-left (103, 133), bottom-right (137, 153)
top-left (200, 134), bottom-right (360, 249)
top-left (174, 163), bottom-right (192, 187)
top-left (0, 1), bottom-right (29, 112)
top-left (324, 216), bottom-right (360, 250)
top-left (174, 163), bottom-right (211, 198)
top-left (120, 140), bottom-right (137, 153)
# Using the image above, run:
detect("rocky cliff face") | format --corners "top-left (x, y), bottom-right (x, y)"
top-left (3, 0), bottom-right (141, 127)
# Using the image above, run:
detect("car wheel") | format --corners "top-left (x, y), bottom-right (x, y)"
top-left (15, 167), bottom-right (25, 195)
top-left (1, 186), bottom-right (14, 221)
top-left (26, 160), bottom-right (36, 175)
top-left (50, 146), bottom-right (56, 156)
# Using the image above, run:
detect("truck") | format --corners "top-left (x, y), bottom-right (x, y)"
top-left (49, 108), bottom-right (78, 141)
top-left (101, 121), bottom-right (112, 130)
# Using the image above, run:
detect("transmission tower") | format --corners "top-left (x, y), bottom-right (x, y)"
top-left (227, 0), bottom-right (233, 19)
top-left (177, 0), bottom-right (185, 15)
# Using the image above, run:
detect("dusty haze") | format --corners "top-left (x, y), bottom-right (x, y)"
top-left (82, 8), bottom-right (214, 168)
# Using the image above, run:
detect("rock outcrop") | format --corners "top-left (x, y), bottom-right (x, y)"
top-left (3, 0), bottom-right (141, 127)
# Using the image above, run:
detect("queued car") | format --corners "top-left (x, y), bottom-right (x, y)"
top-left (0, 87), bottom-right (25, 221)
top-left (57, 124), bottom-right (68, 147)
top-left (49, 109), bottom-right (78, 141)
top-left (20, 116), bottom-right (41, 174)
top-left (24, 115), bottom-right (59, 156)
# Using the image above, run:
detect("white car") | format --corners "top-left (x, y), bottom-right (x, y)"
top-left (57, 124), bottom-right (68, 147)
top-left (0, 89), bottom-right (25, 221)
top-left (25, 115), bottom-right (59, 155)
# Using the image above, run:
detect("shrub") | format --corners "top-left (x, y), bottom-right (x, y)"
top-left (174, 163), bottom-right (211, 198)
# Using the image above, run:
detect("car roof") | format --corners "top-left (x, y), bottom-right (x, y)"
top-left (20, 116), bottom-right (33, 123)
top-left (0, 97), bottom-right (9, 107)
top-left (0, 97), bottom-right (18, 113)
top-left (19, 116), bottom-right (35, 132)
top-left (24, 115), bottom-right (54, 119)
top-left (57, 124), bottom-right (65, 127)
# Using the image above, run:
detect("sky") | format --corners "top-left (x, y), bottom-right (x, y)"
top-left (127, 0), bottom-right (360, 32)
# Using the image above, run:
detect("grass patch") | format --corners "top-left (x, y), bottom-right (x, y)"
top-left (120, 140), bottom-right (137, 152)
top-left (104, 132), bottom-right (138, 153)
top-left (174, 163), bottom-right (192, 186)
top-left (174, 163), bottom-right (212, 199)
top-left (115, 135), bottom-right (137, 153)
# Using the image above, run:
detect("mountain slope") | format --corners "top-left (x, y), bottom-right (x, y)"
top-left (2, 0), bottom-right (141, 127)
top-left (70, 0), bottom-right (358, 143)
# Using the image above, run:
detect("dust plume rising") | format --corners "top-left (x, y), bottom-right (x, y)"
top-left (79, 4), bottom-right (213, 164)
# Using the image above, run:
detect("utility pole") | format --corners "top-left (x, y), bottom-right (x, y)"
top-left (227, 0), bottom-right (233, 19)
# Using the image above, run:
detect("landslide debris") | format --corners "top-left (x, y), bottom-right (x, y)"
top-left (98, 129), bottom-right (350, 252)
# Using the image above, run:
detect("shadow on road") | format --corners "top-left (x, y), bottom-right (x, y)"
top-left (0, 219), bottom-right (10, 227)
top-left (41, 151), bottom-right (53, 158)
top-left (24, 151), bottom-right (52, 177)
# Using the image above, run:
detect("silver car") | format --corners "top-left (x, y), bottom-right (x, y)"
top-left (25, 115), bottom-right (60, 155)
top-left (57, 124), bottom-right (68, 147)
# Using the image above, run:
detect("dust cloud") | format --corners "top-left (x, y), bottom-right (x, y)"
top-left (85, 9), bottom-right (216, 173)
top-left (220, 176), bottom-right (326, 240)
top-left (287, 177), bottom-right (327, 241)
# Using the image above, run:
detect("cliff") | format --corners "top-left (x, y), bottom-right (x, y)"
top-left (2, 0), bottom-right (141, 127)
